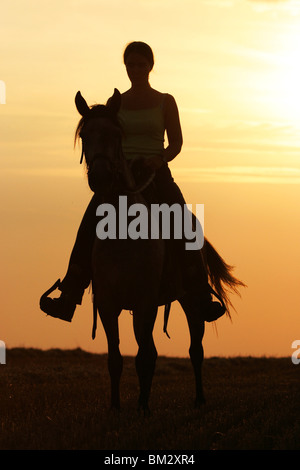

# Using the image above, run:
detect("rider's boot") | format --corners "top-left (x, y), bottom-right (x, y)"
top-left (183, 257), bottom-right (226, 322)
top-left (39, 265), bottom-right (88, 322)
top-left (200, 284), bottom-right (226, 322)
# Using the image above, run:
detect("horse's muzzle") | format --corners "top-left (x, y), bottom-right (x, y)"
top-left (88, 156), bottom-right (113, 194)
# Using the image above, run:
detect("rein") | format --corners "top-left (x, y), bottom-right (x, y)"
top-left (80, 142), bottom-right (156, 195)
top-left (124, 170), bottom-right (156, 194)
top-left (80, 146), bottom-right (84, 165)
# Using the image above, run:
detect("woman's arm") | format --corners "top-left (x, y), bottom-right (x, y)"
top-left (163, 94), bottom-right (183, 163)
top-left (144, 94), bottom-right (183, 170)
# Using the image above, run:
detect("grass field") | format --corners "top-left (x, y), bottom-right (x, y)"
top-left (0, 348), bottom-right (299, 451)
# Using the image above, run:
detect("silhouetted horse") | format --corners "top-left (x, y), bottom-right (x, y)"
top-left (74, 89), bottom-right (244, 411)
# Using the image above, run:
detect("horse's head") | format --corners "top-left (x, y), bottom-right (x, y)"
top-left (75, 89), bottom-right (123, 194)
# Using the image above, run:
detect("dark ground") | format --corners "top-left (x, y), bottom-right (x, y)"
top-left (0, 348), bottom-right (299, 451)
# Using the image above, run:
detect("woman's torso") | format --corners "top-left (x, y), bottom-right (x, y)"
top-left (118, 90), bottom-right (168, 161)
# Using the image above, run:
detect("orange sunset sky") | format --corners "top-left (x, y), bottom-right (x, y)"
top-left (1, 0), bottom-right (300, 358)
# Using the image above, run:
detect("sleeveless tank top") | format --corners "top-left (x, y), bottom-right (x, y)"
top-left (117, 94), bottom-right (167, 160)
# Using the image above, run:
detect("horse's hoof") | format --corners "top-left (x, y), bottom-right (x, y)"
top-left (142, 408), bottom-right (151, 418)
top-left (110, 404), bottom-right (121, 413)
top-left (194, 397), bottom-right (206, 409)
top-left (137, 403), bottom-right (151, 417)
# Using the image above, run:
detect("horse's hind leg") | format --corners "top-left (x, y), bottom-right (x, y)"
top-left (179, 293), bottom-right (206, 407)
top-left (133, 307), bottom-right (158, 412)
top-left (99, 308), bottom-right (123, 410)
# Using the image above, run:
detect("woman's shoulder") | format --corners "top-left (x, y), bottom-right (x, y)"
top-left (160, 93), bottom-right (179, 115)
top-left (152, 91), bottom-right (179, 112)
top-left (119, 89), bottom-right (178, 111)
top-left (153, 90), bottom-right (175, 101)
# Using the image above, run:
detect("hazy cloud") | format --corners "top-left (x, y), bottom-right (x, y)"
top-left (248, 0), bottom-right (300, 14)
top-left (201, 0), bottom-right (235, 6)
top-left (173, 165), bottom-right (300, 184)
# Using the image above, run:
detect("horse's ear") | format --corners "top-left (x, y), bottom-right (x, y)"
top-left (106, 88), bottom-right (121, 114)
top-left (75, 91), bottom-right (90, 117)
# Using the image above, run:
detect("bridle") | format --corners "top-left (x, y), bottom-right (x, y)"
top-left (75, 89), bottom-right (156, 196)
top-left (80, 136), bottom-right (156, 195)
top-left (77, 108), bottom-right (156, 195)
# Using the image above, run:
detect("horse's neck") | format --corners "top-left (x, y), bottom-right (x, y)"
top-left (121, 157), bottom-right (136, 191)
top-left (117, 155), bottom-right (148, 205)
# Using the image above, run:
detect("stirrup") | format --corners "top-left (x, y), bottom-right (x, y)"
top-left (204, 286), bottom-right (226, 322)
top-left (39, 279), bottom-right (75, 322)
top-left (40, 279), bottom-right (61, 300)
top-left (204, 301), bottom-right (226, 322)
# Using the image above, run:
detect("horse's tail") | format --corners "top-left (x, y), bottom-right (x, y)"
top-left (203, 238), bottom-right (246, 318)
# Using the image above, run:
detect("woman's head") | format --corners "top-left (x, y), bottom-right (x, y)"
top-left (123, 42), bottom-right (154, 70)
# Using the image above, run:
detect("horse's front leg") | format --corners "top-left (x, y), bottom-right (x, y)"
top-left (179, 293), bottom-right (206, 407)
top-left (133, 307), bottom-right (158, 413)
top-left (99, 308), bottom-right (123, 410)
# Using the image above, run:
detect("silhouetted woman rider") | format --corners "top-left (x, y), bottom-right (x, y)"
top-left (40, 42), bottom-right (225, 323)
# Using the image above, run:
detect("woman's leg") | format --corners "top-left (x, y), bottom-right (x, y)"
top-left (151, 164), bottom-right (206, 285)
top-left (40, 195), bottom-right (99, 320)
top-left (151, 164), bottom-right (225, 322)
top-left (60, 194), bottom-right (99, 297)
